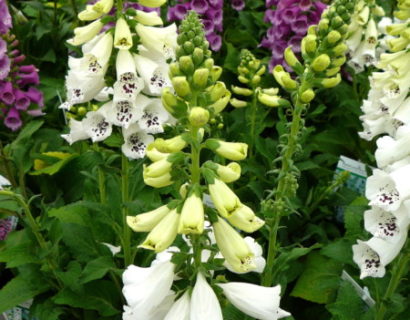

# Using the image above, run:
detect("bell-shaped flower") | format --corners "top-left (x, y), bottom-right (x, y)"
top-left (208, 178), bottom-right (241, 218)
top-left (164, 291), bottom-right (190, 320)
top-left (65, 71), bottom-right (106, 105)
top-left (206, 139), bottom-right (248, 161)
top-left (103, 98), bottom-right (142, 129)
top-left (114, 49), bottom-right (144, 100)
top-left (178, 192), bottom-right (204, 234)
top-left (146, 143), bottom-right (170, 162)
top-left (143, 157), bottom-right (173, 179)
top-left (122, 123), bottom-right (154, 159)
top-left (67, 19), bottom-right (104, 46)
top-left (190, 273), bottom-right (223, 320)
top-left (127, 204), bottom-right (171, 232)
top-left (123, 293), bottom-right (175, 320)
top-left (366, 166), bottom-right (410, 212)
top-left (139, 98), bottom-right (170, 134)
top-left (217, 282), bottom-right (290, 320)
top-left (134, 53), bottom-right (171, 96)
top-left (152, 135), bottom-right (187, 153)
top-left (352, 231), bottom-right (407, 279)
top-left (213, 218), bottom-right (256, 273)
top-left (139, 209), bottom-right (179, 252)
top-left (375, 133), bottom-right (410, 168)
top-left (122, 261), bottom-right (175, 315)
top-left (223, 236), bottom-right (266, 274)
top-left (78, 0), bottom-right (113, 21)
top-left (215, 162), bottom-right (241, 183)
top-left (227, 204), bottom-right (265, 233)
top-left (135, 10), bottom-right (163, 26)
top-left (94, 86), bottom-right (114, 102)
top-left (359, 113), bottom-right (399, 141)
top-left (82, 108), bottom-right (113, 142)
top-left (136, 24), bottom-right (177, 60)
top-left (114, 18), bottom-right (133, 50)
top-left (61, 118), bottom-right (90, 145)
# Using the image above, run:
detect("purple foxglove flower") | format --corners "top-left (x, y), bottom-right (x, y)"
top-left (299, 0), bottom-right (313, 11)
top-left (19, 65), bottom-right (37, 73)
top-left (169, 4), bottom-right (189, 21)
top-left (14, 89), bottom-right (31, 110)
top-left (17, 70), bottom-right (40, 86)
top-left (27, 107), bottom-right (45, 117)
top-left (293, 15), bottom-right (309, 35)
top-left (266, 0), bottom-right (279, 7)
top-left (202, 19), bottom-right (214, 35)
top-left (207, 32), bottom-right (222, 51)
top-left (4, 108), bottom-right (22, 131)
top-left (272, 39), bottom-right (288, 56)
top-left (231, 0), bottom-right (245, 11)
top-left (314, 1), bottom-right (327, 13)
top-left (25, 87), bottom-right (44, 107)
top-left (208, 0), bottom-right (223, 9)
top-left (0, 55), bottom-right (10, 80)
top-left (282, 7), bottom-right (299, 23)
top-left (205, 8), bottom-right (223, 25)
top-left (288, 35), bottom-right (303, 52)
top-left (264, 9), bottom-right (276, 24)
top-left (192, 0), bottom-right (209, 14)
top-left (0, 81), bottom-right (15, 105)
top-left (0, 0), bottom-right (12, 34)
top-left (0, 218), bottom-right (12, 241)
top-left (0, 39), bottom-right (6, 57)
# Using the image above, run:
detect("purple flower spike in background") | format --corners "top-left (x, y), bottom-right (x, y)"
top-left (0, 0), bottom-right (44, 131)
top-left (167, 0), bottom-right (224, 51)
top-left (231, 0), bottom-right (245, 11)
top-left (262, 0), bottom-right (327, 71)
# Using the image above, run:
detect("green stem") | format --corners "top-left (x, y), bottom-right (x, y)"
top-left (375, 241), bottom-right (410, 320)
top-left (121, 154), bottom-right (132, 267)
top-left (248, 91), bottom-right (258, 158)
top-left (69, 0), bottom-right (78, 19)
top-left (116, 0), bottom-right (123, 15)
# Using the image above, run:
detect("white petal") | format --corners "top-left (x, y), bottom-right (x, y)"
top-left (164, 291), bottom-right (190, 320)
top-left (61, 118), bottom-right (89, 145)
top-left (152, 246), bottom-right (180, 266)
top-left (82, 110), bottom-right (112, 142)
top-left (139, 98), bottom-right (169, 134)
top-left (136, 24), bottom-right (177, 60)
top-left (66, 71), bottom-right (105, 104)
top-left (375, 134), bottom-right (410, 168)
top-left (103, 99), bottom-right (141, 128)
top-left (94, 86), bottom-right (113, 102)
top-left (190, 273), bottom-right (223, 320)
top-left (217, 283), bottom-right (287, 320)
top-left (121, 123), bottom-right (154, 159)
top-left (0, 175), bottom-right (11, 189)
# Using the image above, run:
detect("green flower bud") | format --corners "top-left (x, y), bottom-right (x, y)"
top-left (210, 66), bottom-right (223, 81)
top-left (179, 56), bottom-right (194, 74)
top-left (332, 43), bottom-right (348, 55)
top-left (327, 30), bottom-right (341, 44)
top-left (161, 87), bottom-right (178, 113)
top-left (284, 47), bottom-right (303, 73)
top-left (78, 107), bottom-right (87, 116)
top-left (318, 19), bottom-right (329, 32)
top-left (311, 54), bottom-right (331, 72)
top-left (169, 62), bottom-right (182, 77)
top-left (238, 66), bottom-right (249, 75)
top-left (301, 35), bottom-right (317, 55)
top-left (172, 76), bottom-right (191, 97)
top-left (208, 82), bottom-right (227, 101)
top-left (300, 89), bottom-right (315, 103)
top-left (183, 41), bottom-right (194, 54)
top-left (209, 90), bottom-right (231, 113)
top-left (238, 75), bottom-right (250, 84)
top-left (321, 74), bottom-right (341, 88)
top-left (256, 65), bottom-right (266, 76)
top-left (258, 92), bottom-right (290, 108)
top-left (189, 107), bottom-right (210, 126)
top-left (248, 60), bottom-right (261, 71)
top-left (331, 56), bottom-right (346, 67)
top-left (231, 86), bottom-right (253, 96)
top-left (326, 67), bottom-right (340, 77)
top-left (192, 47), bottom-right (204, 65)
top-left (281, 73), bottom-right (297, 90)
top-left (193, 68), bottom-right (210, 88)
top-left (204, 58), bottom-right (214, 70)
top-left (230, 98), bottom-right (247, 108)
top-left (331, 16), bottom-right (344, 29)
top-left (251, 75), bottom-right (261, 85)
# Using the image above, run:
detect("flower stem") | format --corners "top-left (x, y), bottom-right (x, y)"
top-left (121, 154), bottom-right (132, 267)
top-left (248, 90), bottom-right (258, 158)
top-left (116, 0), bottom-right (123, 16)
top-left (375, 241), bottom-right (410, 320)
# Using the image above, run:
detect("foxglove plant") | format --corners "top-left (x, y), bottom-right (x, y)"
top-left (167, 0), bottom-right (223, 51)
top-left (124, 11), bottom-right (290, 319)
top-left (261, 0), bottom-right (357, 286)
top-left (261, 0), bottom-right (326, 71)
top-left (345, 0), bottom-right (385, 73)
top-left (0, 0), bottom-right (44, 131)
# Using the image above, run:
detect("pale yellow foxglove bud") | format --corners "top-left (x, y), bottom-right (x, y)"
top-left (137, 0), bottom-right (167, 8)
top-left (230, 98), bottom-right (247, 108)
top-left (67, 19), bottom-right (104, 46)
top-left (193, 68), bottom-right (210, 88)
top-left (321, 74), bottom-right (341, 88)
top-left (213, 218), bottom-right (256, 273)
top-left (216, 162), bottom-right (241, 183)
top-left (208, 178), bottom-right (241, 218)
top-left (127, 205), bottom-right (171, 232)
top-left (311, 54), bottom-right (331, 72)
top-left (209, 90), bottom-right (231, 114)
top-left (189, 107), bottom-right (210, 126)
top-left (300, 89), bottom-right (315, 103)
top-left (154, 135), bottom-right (187, 153)
top-left (206, 139), bottom-right (248, 161)
top-left (178, 194), bottom-right (204, 234)
top-left (135, 10), bottom-right (163, 26)
top-left (172, 76), bottom-right (191, 97)
top-left (227, 204), bottom-right (265, 233)
top-left (139, 209), bottom-right (179, 252)
top-left (143, 172), bottom-right (173, 188)
top-left (143, 158), bottom-right (172, 178)
top-left (146, 144), bottom-right (170, 162)
top-left (231, 86), bottom-right (253, 96)
top-left (114, 18), bottom-right (133, 50)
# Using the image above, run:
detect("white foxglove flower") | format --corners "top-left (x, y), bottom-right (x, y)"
top-left (0, 175), bottom-right (11, 189)
top-left (190, 273), bottom-right (223, 320)
top-left (139, 98), bottom-right (170, 134)
top-left (65, 71), bottom-right (106, 105)
top-left (82, 109), bottom-right (113, 142)
top-left (123, 292), bottom-right (175, 320)
top-left (375, 134), bottom-right (410, 168)
top-left (114, 18), bottom-right (133, 50)
top-left (135, 10), bottom-right (163, 26)
top-left (94, 86), bottom-right (113, 102)
top-left (359, 113), bottom-right (401, 141)
top-left (364, 203), bottom-right (410, 243)
top-left (392, 96), bottom-right (410, 125)
top-left (114, 50), bottom-right (144, 100)
top-left (103, 99), bottom-right (142, 129)
top-left (61, 118), bottom-right (89, 145)
top-left (67, 19), bottom-right (104, 46)
top-left (136, 24), bottom-right (177, 60)
top-left (122, 261), bottom-right (175, 312)
top-left (217, 283), bottom-right (290, 320)
top-left (366, 166), bottom-right (410, 211)
top-left (352, 232), bottom-right (407, 279)
top-left (122, 123), bottom-right (154, 159)
top-left (134, 53), bottom-right (171, 96)
top-left (164, 291), bottom-right (190, 320)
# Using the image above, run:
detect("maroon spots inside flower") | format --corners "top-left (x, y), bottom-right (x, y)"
top-left (116, 100), bottom-right (133, 124)
top-left (91, 120), bottom-right (109, 138)
top-left (129, 134), bottom-right (146, 156)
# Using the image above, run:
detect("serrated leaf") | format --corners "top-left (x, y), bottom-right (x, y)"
top-left (290, 251), bottom-right (343, 304)
top-left (81, 256), bottom-right (117, 284)
top-left (321, 239), bottom-right (354, 265)
top-left (48, 202), bottom-right (89, 226)
top-left (344, 197), bottom-right (368, 238)
top-left (326, 281), bottom-right (366, 319)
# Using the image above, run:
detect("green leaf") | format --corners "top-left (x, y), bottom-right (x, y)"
top-left (321, 239), bottom-right (354, 265)
top-left (290, 251), bottom-right (343, 304)
top-left (31, 297), bottom-right (65, 320)
top-left (0, 275), bottom-right (50, 313)
top-left (30, 154), bottom-right (79, 175)
top-left (81, 256), bottom-right (117, 284)
top-left (48, 202), bottom-right (89, 226)
top-left (326, 281), bottom-right (367, 320)
top-left (344, 197), bottom-right (368, 238)
top-left (12, 120), bottom-right (44, 145)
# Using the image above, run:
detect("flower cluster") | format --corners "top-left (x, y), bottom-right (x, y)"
top-left (167, 0), bottom-right (223, 51)
top-left (61, 0), bottom-right (176, 159)
top-left (0, 0), bottom-right (44, 131)
top-left (345, 0), bottom-right (385, 73)
top-left (261, 0), bottom-right (326, 71)
top-left (124, 11), bottom-right (289, 319)
top-left (353, 7), bottom-right (410, 279)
